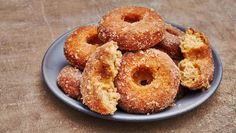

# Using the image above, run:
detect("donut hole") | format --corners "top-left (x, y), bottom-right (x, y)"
top-left (87, 34), bottom-right (104, 45)
top-left (122, 14), bottom-right (143, 23)
top-left (140, 80), bottom-right (149, 86)
top-left (132, 67), bottom-right (154, 86)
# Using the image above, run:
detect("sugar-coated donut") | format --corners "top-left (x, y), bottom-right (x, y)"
top-left (57, 65), bottom-right (82, 99)
top-left (179, 28), bottom-right (214, 90)
top-left (115, 49), bottom-right (180, 113)
top-left (64, 25), bottom-right (104, 69)
top-left (98, 6), bottom-right (165, 51)
top-left (80, 41), bottom-right (122, 115)
top-left (157, 24), bottom-right (184, 59)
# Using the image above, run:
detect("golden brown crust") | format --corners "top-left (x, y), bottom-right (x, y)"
top-left (57, 65), bottom-right (82, 99)
top-left (157, 24), bottom-right (184, 59)
top-left (80, 41), bottom-right (122, 115)
top-left (179, 28), bottom-right (214, 90)
top-left (165, 24), bottom-right (184, 37)
top-left (195, 57), bottom-right (214, 88)
top-left (64, 25), bottom-right (104, 69)
top-left (115, 49), bottom-right (180, 113)
top-left (98, 6), bottom-right (165, 51)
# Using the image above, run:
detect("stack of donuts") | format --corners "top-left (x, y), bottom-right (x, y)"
top-left (57, 6), bottom-right (214, 115)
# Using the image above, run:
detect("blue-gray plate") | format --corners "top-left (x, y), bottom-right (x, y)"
top-left (42, 23), bottom-right (222, 122)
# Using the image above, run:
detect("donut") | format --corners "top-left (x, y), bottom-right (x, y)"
top-left (115, 49), bottom-right (180, 113)
top-left (80, 41), bottom-right (122, 115)
top-left (57, 65), bottom-right (82, 99)
top-left (64, 25), bottom-right (104, 69)
top-left (179, 28), bottom-right (214, 90)
top-left (157, 24), bottom-right (184, 59)
top-left (98, 6), bottom-right (165, 51)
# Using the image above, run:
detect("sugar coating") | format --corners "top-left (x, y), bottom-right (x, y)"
top-left (57, 65), bottom-right (82, 99)
top-left (98, 6), bottom-right (165, 51)
top-left (115, 49), bottom-right (180, 113)
top-left (64, 25), bottom-right (103, 69)
top-left (157, 23), bottom-right (184, 59)
top-left (80, 41), bottom-right (122, 115)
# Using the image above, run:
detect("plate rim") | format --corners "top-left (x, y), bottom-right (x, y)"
top-left (41, 23), bottom-right (223, 122)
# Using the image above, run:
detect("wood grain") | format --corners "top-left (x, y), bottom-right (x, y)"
top-left (0, 0), bottom-right (236, 132)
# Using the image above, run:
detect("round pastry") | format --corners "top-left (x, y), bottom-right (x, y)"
top-left (179, 28), bottom-right (214, 90)
top-left (115, 49), bottom-right (180, 113)
top-left (157, 24), bottom-right (184, 59)
top-left (98, 6), bottom-right (165, 51)
top-left (57, 65), bottom-right (82, 99)
top-left (64, 25), bottom-right (104, 69)
top-left (80, 41), bottom-right (122, 115)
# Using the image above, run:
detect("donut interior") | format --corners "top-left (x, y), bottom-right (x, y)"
top-left (97, 43), bottom-right (122, 112)
top-left (178, 59), bottom-right (201, 88)
top-left (180, 29), bottom-right (205, 52)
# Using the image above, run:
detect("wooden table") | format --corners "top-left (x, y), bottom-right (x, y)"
top-left (0, 0), bottom-right (235, 132)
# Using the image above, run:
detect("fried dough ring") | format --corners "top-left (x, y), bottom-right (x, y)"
top-left (179, 28), bottom-right (214, 89)
top-left (64, 25), bottom-right (103, 69)
top-left (80, 41), bottom-right (122, 115)
top-left (115, 49), bottom-right (180, 113)
top-left (98, 6), bottom-right (165, 51)
top-left (57, 65), bottom-right (82, 99)
top-left (157, 24), bottom-right (184, 59)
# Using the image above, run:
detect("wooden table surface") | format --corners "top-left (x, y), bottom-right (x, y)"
top-left (0, 0), bottom-right (236, 132)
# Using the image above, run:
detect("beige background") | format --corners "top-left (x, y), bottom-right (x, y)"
top-left (0, 0), bottom-right (236, 132)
